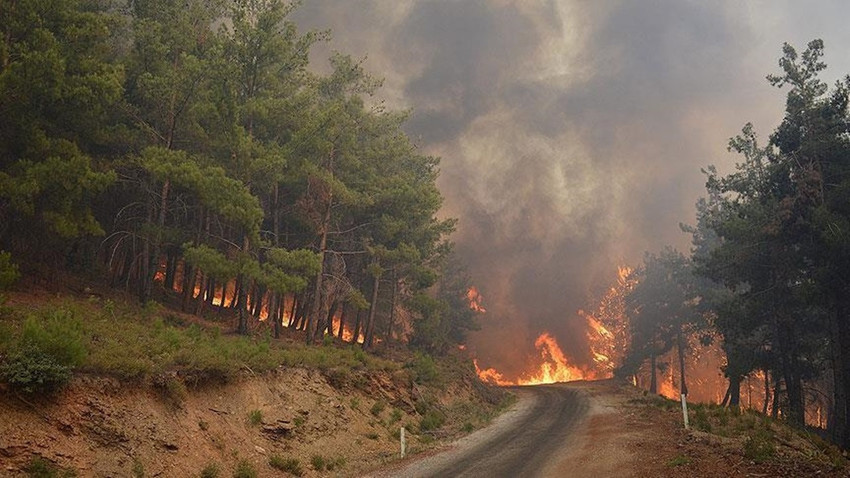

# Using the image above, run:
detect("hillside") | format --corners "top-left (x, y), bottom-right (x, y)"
top-left (0, 289), bottom-right (507, 477)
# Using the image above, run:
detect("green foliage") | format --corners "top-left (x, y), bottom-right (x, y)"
top-left (389, 408), bottom-right (403, 424)
top-left (667, 455), bottom-right (691, 467)
top-left (419, 410), bottom-right (446, 432)
top-left (232, 460), bottom-right (257, 478)
top-left (0, 310), bottom-right (86, 393)
top-left (0, 346), bottom-right (73, 394)
top-left (743, 429), bottom-right (776, 463)
top-left (325, 457), bottom-right (346, 471)
top-left (268, 455), bottom-right (302, 476)
top-left (370, 400), bottom-right (386, 416)
top-left (131, 459), bottom-right (145, 478)
top-left (247, 409), bottom-right (262, 426)
top-left (23, 456), bottom-right (77, 478)
top-left (199, 463), bottom-right (220, 478)
top-left (407, 353), bottom-right (439, 384)
top-left (154, 375), bottom-right (187, 408)
top-left (0, 252), bottom-right (20, 291)
top-left (310, 455), bottom-right (326, 471)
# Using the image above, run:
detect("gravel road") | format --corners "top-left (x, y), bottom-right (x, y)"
top-left (365, 384), bottom-right (589, 478)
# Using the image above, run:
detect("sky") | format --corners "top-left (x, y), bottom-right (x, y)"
top-left (292, 0), bottom-right (850, 379)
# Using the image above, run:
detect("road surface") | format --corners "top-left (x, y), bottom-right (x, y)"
top-left (365, 384), bottom-right (589, 478)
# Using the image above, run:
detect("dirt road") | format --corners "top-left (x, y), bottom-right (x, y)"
top-left (366, 383), bottom-right (610, 478)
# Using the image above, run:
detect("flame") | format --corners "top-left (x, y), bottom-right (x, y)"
top-left (466, 286), bottom-right (486, 313)
top-left (475, 332), bottom-right (592, 386)
top-left (474, 266), bottom-right (633, 387)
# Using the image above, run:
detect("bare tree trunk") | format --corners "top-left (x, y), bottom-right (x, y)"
top-left (337, 302), bottom-right (349, 340)
top-left (763, 369), bottom-right (771, 415)
top-left (385, 273), bottom-right (397, 341)
top-left (307, 201), bottom-right (331, 344)
top-left (363, 272), bottom-right (380, 349)
top-left (676, 323), bottom-right (688, 397)
top-left (649, 353), bottom-right (658, 395)
top-left (352, 310), bottom-right (363, 344)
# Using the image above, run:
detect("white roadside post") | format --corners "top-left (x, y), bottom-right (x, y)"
top-left (681, 393), bottom-right (689, 429)
top-left (400, 426), bottom-right (406, 458)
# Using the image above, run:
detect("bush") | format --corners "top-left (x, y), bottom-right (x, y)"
top-left (232, 460), bottom-right (257, 478)
top-left (199, 463), bottom-right (220, 478)
top-left (247, 410), bottom-right (262, 426)
top-left (0, 251), bottom-right (19, 291)
top-left (0, 311), bottom-right (86, 394)
top-left (310, 455), bottom-right (326, 471)
top-left (419, 410), bottom-right (446, 431)
top-left (370, 400), bottom-right (386, 416)
top-left (154, 375), bottom-right (187, 408)
top-left (743, 429), bottom-right (776, 463)
top-left (1, 346), bottom-right (73, 393)
top-left (325, 457), bottom-right (345, 471)
top-left (23, 456), bottom-right (77, 478)
top-left (407, 353), bottom-right (439, 383)
top-left (268, 455), bottom-right (302, 476)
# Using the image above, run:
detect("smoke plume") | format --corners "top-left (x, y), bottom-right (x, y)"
top-left (293, 0), bottom-right (850, 378)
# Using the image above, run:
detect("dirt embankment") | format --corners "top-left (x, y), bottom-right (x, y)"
top-left (554, 381), bottom-right (849, 478)
top-left (0, 367), bottom-right (502, 477)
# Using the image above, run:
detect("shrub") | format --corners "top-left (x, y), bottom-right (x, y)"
top-left (0, 251), bottom-right (19, 291)
top-left (131, 459), bottom-right (145, 478)
top-left (199, 463), bottom-right (220, 478)
top-left (408, 353), bottom-right (439, 383)
top-left (154, 375), bottom-right (187, 408)
top-left (232, 460), bottom-right (257, 478)
top-left (419, 410), bottom-right (446, 432)
top-left (692, 406), bottom-right (711, 433)
top-left (370, 400), bottom-right (386, 416)
top-left (247, 410), bottom-right (262, 426)
top-left (667, 455), bottom-right (691, 467)
top-left (389, 408), bottom-right (403, 424)
top-left (325, 457), bottom-right (345, 471)
top-left (743, 429), bottom-right (776, 463)
top-left (23, 456), bottom-right (77, 478)
top-left (1, 346), bottom-right (73, 393)
top-left (268, 455), bottom-right (302, 476)
top-left (310, 455), bottom-right (326, 471)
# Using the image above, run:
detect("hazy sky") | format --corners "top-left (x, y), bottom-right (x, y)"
top-left (292, 0), bottom-right (850, 378)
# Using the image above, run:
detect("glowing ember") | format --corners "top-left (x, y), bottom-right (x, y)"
top-left (466, 286), bottom-right (486, 313)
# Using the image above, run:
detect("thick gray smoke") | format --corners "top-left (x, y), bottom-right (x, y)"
top-left (293, 0), bottom-right (850, 378)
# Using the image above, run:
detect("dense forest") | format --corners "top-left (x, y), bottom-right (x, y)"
top-left (619, 40), bottom-right (850, 449)
top-left (0, 0), bottom-right (478, 353)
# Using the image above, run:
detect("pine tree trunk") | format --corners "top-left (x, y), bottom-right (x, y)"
top-left (830, 298), bottom-right (850, 447)
top-left (337, 303), bottom-right (349, 340)
top-left (363, 273), bottom-right (380, 349)
top-left (763, 369), bottom-right (771, 415)
top-left (676, 324), bottom-right (688, 397)
top-left (729, 375), bottom-right (741, 408)
top-left (385, 274), bottom-right (396, 341)
top-left (649, 353), bottom-right (658, 395)
top-left (352, 310), bottom-right (363, 344)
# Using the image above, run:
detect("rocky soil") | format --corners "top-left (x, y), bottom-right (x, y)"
top-left (0, 366), bottom-right (499, 477)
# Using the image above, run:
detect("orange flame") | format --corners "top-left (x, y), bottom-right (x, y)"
top-left (474, 266), bottom-right (633, 386)
top-left (475, 332), bottom-right (593, 386)
top-left (466, 286), bottom-right (486, 313)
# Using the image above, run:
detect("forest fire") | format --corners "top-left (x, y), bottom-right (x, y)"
top-left (474, 332), bottom-right (597, 385)
top-left (473, 267), bottom-right (631, 386)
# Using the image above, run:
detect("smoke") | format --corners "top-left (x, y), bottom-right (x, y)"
top-left (292, 0), bottom-right (850, 378)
